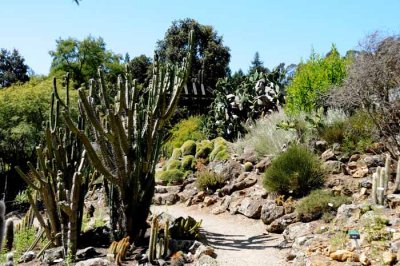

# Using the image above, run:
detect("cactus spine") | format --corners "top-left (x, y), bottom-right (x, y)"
top-left (4, 219), bottom-right (14, 251)
top-left (0, 200), bottom-right (5, 252)
top-left (62, 31), bottom-right (194, 242)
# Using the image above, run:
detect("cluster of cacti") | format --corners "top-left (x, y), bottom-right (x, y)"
top-left (14, 207), bottom-right (34, 232)
top-left (107, 236), bottom-right (130, 265)
top-left (371, 154), bottom-right (391, 205)
top-left (62, 31), bottom-right (194, 241)
top-left (15, 74), bottom-right (89, 260)
top-left (169, 216), bottom-right (202, 240)
top-left (205, 70), bottom-right (284, 140)
top-left (0, 200), bottom-right (5, 252)
top-left (148, 215), bottom-right (171, 263)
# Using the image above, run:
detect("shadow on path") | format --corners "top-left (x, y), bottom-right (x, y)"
top-left (202, 230), bottom-right (281, 251)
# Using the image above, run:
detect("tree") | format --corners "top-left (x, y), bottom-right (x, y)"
top-left (128, 54), bottom-right (152, 85)
top-left (249, 52), bottom-right (269, 74)
top-left (285, 45), bottom-right (348, 113)
top-left (329, 33), bottom-right (400, 156)
top-left (0, 49), bottom-right (29, 88)
top-left (156, 18), bottom-right (230, 89)
top-left (49, 36), bottom-right (123, 88)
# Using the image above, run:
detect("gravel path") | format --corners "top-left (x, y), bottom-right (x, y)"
top-left (152, 204), bottom-right (286, 266)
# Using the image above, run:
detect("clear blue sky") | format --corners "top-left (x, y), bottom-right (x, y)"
top-left (2, 0), bottom-right (400, 75)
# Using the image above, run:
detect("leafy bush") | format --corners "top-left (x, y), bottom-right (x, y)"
top-left (157, 169), bottom-right (185, 185)
top-left (235, 110), bottom-right (297, 157)
top-left (263, 144), bottom-right (325, 197)
top-left (195, 170), bottom-right (224, 192)
top-left (285, 45), bottom-right (348, 114)
top-left (296, 189), bottom-right (350, 222)
top-left (163, 116), bottom-right (206, 156)
top-left (319, 121), bottom-right (347, 144)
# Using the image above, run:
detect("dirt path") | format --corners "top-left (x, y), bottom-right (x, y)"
top-left (152, 204), bottom-right (286, 266)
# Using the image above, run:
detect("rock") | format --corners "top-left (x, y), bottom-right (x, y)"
top-left (76, 247), bottom-right (98, 259)
top-left (155, 185), bottom-right (181, 194)
top-left (323, 160), bottom-right (345, 174)
top-left (178, 185), bottom-right (198, 203)
top-left (192, 191), bottom-right (206, 204)
top-left (315, 140), bottom-right (328, 152)
top-left (75, 258), bottom-right (111, 266)
top-left (321, 149), bottom-right (336, 161)
top-left (387, 194), bottom-right (400, 209)
top-left (283, 222), bottom-right (319, 242)
top-left (349, 154), bottom-right (361, 162)
top-left (209, 159), bottom-right (243, 181)
top-left (352, 166), bottom-right (369, 178)
top-left (334, 204), bottom-right (361, 228)
top-left (237, 197), bottom-right (264, 219)
top-left (359, 253), bottom-right (371, 265)
top-left (203, 196), bottom-right (216, 207)
top-left (153, 193), bottom-right (179, 205)
top-left (194, 244), bottom-right (215, 259)
top-left (382, 251), bottom-right (397, 265)
top-left (364, 154), bottom-right (385, 167)
top-left (19, 251), bottom-right (35, 263)
top-left (42, 246), bottom-right (64, 264)
top-left (238, 147), bottom-right (258, 164)
top-left (255, 157), bottom-right (272, 172)
top-left (219, 174), bottom-right (257, 196)
top-left (347, 161), bottom-right (358, 170)
top-left (211, 196), bottom-right (232, 215)
top-left (329, 250), bottom-right (359, 262)
top-left (260, 201), bottom-right (284, 225)
top-left (360, 179), bottom-right (372, 188)
top-left (266, 213), bottom-right (298, 233)
top-left (194, 255), bottom-right (218, 266)
top-left (80, 226), bottom-right (111, 248)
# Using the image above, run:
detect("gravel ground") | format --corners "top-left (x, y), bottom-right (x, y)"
top-left (152, 204), bottom-right (287, 266)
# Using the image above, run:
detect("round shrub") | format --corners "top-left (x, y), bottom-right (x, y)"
top-left (171, 148), bottom-right (182, 160)
top-left (244, 162), bottom-right (253, 172)
top-left (296, 189), bottom-right (350, 222)
top-left (181, 140), bottom-right (197, 156)
top-left (263, 144), bottom-right (325, 197)
top-left (195, 140), bottom-right (214, 159)
top-left (166, 159), bottom-right (181, 170)
top-left (195, 170), bottom-right (224, 192)
top-left (182, 155), bottom-right (195, 171)
top-left (209, 137), bottom-right (229, 161)
top-left (157, 169), bottom-right (185, 185)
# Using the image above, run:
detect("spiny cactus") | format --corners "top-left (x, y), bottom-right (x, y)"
top-left (372, 165), bottom-right (388, 205)
top-left (107, 236), bottom-right (130, 265)
top-left (395, 157), bottom-right (400, 193)
top-left (62, 31), bottom-right (194, 242)
top-left (0, 200), bottom-right (5, 252)
top-left (147, 215), bottom-right (171, 263)
top-left (4, 219), bottom-right (13, 251)
top-left (16, 74), bottom-right (89, 260)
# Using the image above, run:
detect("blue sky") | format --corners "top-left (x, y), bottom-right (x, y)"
top-left (2, 0), bottom-right (400, 75)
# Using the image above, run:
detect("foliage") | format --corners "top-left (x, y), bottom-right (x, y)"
top-left (296, 189), bottom-right (350, 222)
top-left (49, 36), bottom-right (123, 88)
top-left (362, 215), bottom-right (391, 242)
top-left (263, 144), bottom-right (325, 197)
top-left (249, 52), bottom-right (269, 74)
top-left (163, 116), bottom-right (206, 156)
top-left (328, 33), bottom-right (400, 156)
top-left (157, 169), bottom-right (185, 185)
top-left (206, 69), bottom-right (286, 140)
top-left (13, 227), bottom-right (38, 260)
top-left (0, 48), bottom-right (29, 88)
top-left (235, 110), bottom-right (297, 157)
top-left (285, 45), bottom-right (348, 113)
top-left (195, 170), bottom-right (224, 192)
top-left (156, 18), bottom-right (230, 89)
top-left (128, 54), bottom-right (152, 85)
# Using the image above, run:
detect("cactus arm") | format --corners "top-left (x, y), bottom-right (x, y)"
top-left (15, 166), bottom-right (40, 190)
top-left (395, 158), bottom-right (400, 192)
top-left (26, 191), bottom-right (53, 243)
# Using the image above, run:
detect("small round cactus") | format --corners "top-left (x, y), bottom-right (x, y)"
top-left (244, 162), bottom-right (253, 172)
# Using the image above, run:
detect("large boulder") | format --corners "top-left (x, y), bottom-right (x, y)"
top-left (237, 197), bottom-right (264, 219)
top-left (260, 201), bottom-right (285, 225)
top-left (323, 160), bottom-right (345, 174)
top-left (75, 258), bottom-right (110, 266)
top-left (153, 193), bottom-right (179, 205)
top-left (266, 213), bottom-right (298, 233)
top-left (254, 157), bottom-right (272, 172)
top-left (238, 147), bottom-right (258, 164)
top-left (283, 221), bottom-right (319, 242)
top-left (209, 159), bottom-right (243, 181)
top-left (218, 174), bottom-right (257, 196)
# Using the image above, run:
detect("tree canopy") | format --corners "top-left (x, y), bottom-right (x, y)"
top-left (49, 36), bottom-right (123, 87)
top-left (128, 54), bottom-right (152, 85)
top-left (156, 18), bottom-right (230, 89)
top-left (285, 45), bottom-right (348, 113)
top-left (249, 52), bottom-right (269, 74)
top-left (0, 48), bottom-right (30, 88)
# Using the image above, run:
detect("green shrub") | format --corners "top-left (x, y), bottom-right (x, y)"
top-left (244, 162), bottom-right (253, 172)
top-left (170, 148), bottom-right (182, 160)
top-left (182, 155), bottom-right (195, 171)
top-left (163, 116), bottom-right (206, 156)
top-left (166, 159), bottom-right (181, 170)
top-left (157, 169), bottom-right (185, 185)
top-left (209, 137), bottom-right (229, 161)
top-left (181, 140), bottom-right (197, 156)
top-left (319, 121), bottom-right (346, 144)
top-left (14, 227), bottom-right (39, 260)
top-left (195, 140), bottom-right (214, 159)
top-left (263, 144), bottom-right (325, 197)
top-left (195, 170), bottom-right (224, 192)
top-left (296, 189), bottom-right (350, 222)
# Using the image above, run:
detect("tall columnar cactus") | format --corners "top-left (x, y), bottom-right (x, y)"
top-left (62, 31), bottom-right (194, 242)
top-left (4, 219), bottom-right (14, 251)
top-left (0, 200), bottom-right (5, 251)
top-left (395, 157), bottom-right (400, 193)
top-left (16, 74), bottom-right (89, 260)
top-left (372, 166), bottom-right (388, 205)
